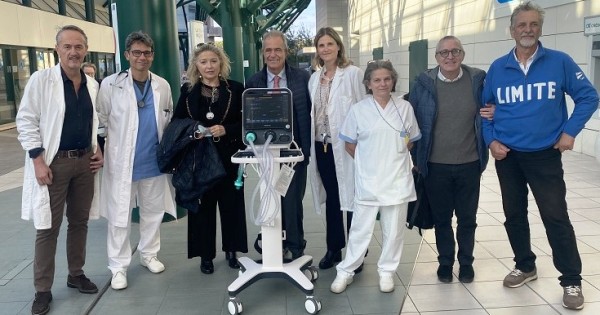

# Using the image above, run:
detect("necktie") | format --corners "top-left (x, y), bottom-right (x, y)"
top-left (273, 75), bottom-right (280, 88)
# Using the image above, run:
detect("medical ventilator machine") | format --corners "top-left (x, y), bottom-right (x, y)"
top-left (227, 88), bottom-right (322, 315)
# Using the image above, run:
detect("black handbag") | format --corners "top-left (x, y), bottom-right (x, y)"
top-left (406, 171), bottom-right (434, 235)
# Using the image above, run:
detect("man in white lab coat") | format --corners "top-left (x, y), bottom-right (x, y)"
top-left (16, 25), bottom-right (103, 315)
top-left (96, 31), bottom-right (176, 290)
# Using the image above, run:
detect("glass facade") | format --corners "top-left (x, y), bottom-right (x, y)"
top-left (0, 1), bottom-right (114, 125)
top-left (98, 53), bottom-right (116, 80)
top-left (0, 47), bottom-right (31, 124)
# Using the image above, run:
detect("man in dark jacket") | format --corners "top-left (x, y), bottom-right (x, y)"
top-left (246, 30), bottom-right (312, 259)
top-left (409, 35), bottom-right (490, 284)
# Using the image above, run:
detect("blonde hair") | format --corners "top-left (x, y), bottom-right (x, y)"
top-left (313, 27), bottom-right (350, 69)
top-left (186, 44), bottom-right (231, 90)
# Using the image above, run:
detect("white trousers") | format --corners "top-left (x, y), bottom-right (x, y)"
top-left (336, 203), bottom-right (407, 277)
top-left (107, 176), bottom-right (166, 273)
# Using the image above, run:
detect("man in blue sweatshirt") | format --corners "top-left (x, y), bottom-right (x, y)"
top-left (482, 1), bottom-right (598, 311)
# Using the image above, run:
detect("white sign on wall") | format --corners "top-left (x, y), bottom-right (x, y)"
top-left (188, 21), bottom-right (205, 56)
top-left (584, 15), bottom-right (600, 36)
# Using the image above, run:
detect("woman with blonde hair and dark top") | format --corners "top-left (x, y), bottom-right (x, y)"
top-left (173, 44), bottom-right (247, 274)
top-left (308, 27), bottom-right (366, 270)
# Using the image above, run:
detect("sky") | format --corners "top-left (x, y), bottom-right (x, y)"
top-left (293, 0), bottom-right (316, 35)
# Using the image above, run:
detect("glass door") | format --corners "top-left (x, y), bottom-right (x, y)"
top-left (0, 48), bottom-right (16, 125)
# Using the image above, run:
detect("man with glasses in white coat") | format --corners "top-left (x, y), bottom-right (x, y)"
top-left (96, 31), bottom-right (176, 290)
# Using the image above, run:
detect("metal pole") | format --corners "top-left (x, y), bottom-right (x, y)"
top-left (219, 0), bottom-right (244, 83)
top-left (84, 0), bottom-right (96, 22)
top-left (58, 0), bottom-right (66, 15)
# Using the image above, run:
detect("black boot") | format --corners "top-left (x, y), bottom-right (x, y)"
top-left (318, 250), bottom-right (342, 269)
top-left (225, 252), bottom-right (240, 269)
top-left (200, 259), bottom-right (214, 274)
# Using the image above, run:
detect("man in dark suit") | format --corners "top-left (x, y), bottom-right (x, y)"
top-left (246, 30), bottom-right (312, 259)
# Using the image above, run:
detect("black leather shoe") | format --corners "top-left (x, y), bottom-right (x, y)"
top-left (66, 274), bottom-right (98, 294)
top-left (288, 240), bottom-right (307, 260)
top-left (225, 252), bottom-right (240, 269)
top-left (319, 250), bottom-right (342, 269)
top-left (458, 265), bottom-right (474, 283)
top-left (31, 291), bottom-right (52, 315)
top-left (200, 259), bottom-right (214, 274)
top-left (437, 265), bottom-right (453, 283)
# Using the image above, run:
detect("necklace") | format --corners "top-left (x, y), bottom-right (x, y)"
top-left (186, 81), bottom-right (233, 143)
top-left (135, 74), bottom-right (152, 108)
top-left (206, 86), bottom-right (216, 119)
top-left (201, 82), bottom-right (219, 119)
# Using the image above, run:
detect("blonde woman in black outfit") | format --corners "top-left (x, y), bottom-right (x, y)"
top-left (173, 44), bottom-right (247, 274)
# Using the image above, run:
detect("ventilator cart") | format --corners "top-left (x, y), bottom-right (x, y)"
top-left (227, 88), bottom-right (321, 314)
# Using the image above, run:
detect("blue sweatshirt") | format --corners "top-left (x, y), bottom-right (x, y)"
top-left (482, 42), bottom-right (599, 152)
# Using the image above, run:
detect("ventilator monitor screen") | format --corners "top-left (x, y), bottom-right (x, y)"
top-left (244, 92), bottom-right (290, 129)
top-left (242, 88), bottom-right (293, 145)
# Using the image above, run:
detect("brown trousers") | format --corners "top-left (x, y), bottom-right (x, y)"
top-left (34, 151), bottom-right (94, 292)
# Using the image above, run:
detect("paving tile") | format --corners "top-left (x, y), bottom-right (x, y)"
top-left (409, 283), bottom-right (481, 312)
top-left (464, 280), bottom-right (546, 309)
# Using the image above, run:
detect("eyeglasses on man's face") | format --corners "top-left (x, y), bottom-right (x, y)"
top-left (436, 48), bottom-right (462, 58)
top-left (128, 50), bottom-right (154, 57)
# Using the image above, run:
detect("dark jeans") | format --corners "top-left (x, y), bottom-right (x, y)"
top-left (35, 151), bottom-right (94, 292)
top-left (315, 142), bottom-right (352, 252)
top-left (281, 163), bottom-right (307, 254)
top-left (496, 148), bottom-right (582, 286)
top-left (425, 161), bottom-right (480, 267)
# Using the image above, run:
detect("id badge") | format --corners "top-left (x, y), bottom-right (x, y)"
top-left (400, 131), bottom-right (410, 144)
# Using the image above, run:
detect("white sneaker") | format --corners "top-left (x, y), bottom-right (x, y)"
top-left (330, 273), bottom-right (353, 294)
top-left (379, 274), bottom-right (395, 293)
top-left (111, 271), bottom-right (127, 290)
top-left (140, 256), bottom-right (165, 273)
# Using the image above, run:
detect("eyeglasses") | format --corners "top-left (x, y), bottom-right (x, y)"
top-left (128, 50), bottom-right (154, 57)
top-left (436, 48), bottom-right (462, 58)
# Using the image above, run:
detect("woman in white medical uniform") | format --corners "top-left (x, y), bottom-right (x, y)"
top-left (331, 60), bottom-right (421, 294)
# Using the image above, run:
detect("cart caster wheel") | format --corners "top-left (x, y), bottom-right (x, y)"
top-left (227, 298), bottom-right (243, 315)
top-left (304, 266), bottom-right (319, 282)
top-left (304, 296), bottom-right (321, 314)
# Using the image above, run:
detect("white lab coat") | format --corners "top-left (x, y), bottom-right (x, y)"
top-left (308, 64), bottom-right (366, 212)
top-left (16, 64), bottom-right (100, 229)
top-left (96, 69), bottom-right (176, 228)
top-left (340, 95), bottom-right (421, 205)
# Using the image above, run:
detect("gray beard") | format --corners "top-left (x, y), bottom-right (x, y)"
top-left (519, 38), bottom-right (537, 48)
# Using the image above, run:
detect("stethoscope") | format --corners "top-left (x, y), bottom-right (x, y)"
top-left (109, 69), bottom-right (129, 90)
top-left (109, 69), bottom-right (151, 107)
top-left (109, 69), bottom-right (171, 116)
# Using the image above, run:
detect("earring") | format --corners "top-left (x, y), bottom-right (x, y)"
top-left (218, 73), bottom-right (222, 78)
